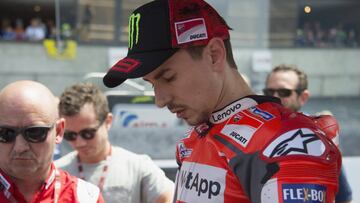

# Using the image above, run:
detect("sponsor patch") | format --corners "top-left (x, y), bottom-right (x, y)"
top-left (210, 98), bottom-right (257, 124)
top-left (249, 106), bottom-right (274, 120)
top-left (220, 111), bottom-right (263, 148)
top-left (282, 183), bottom-right (327, 203)
top-left (0, 173), bottom-right (10, 191)
top-left (175, 18), bottom-right (208, 44)
top-left (111, 58), bottom-right (140, 73)
top-left (176, 161), bottom-right (226, 202)
top-left (232, 114), bottom-right (243, 122)
top-left (263, 128), bottom-right (325, 158)
top-left (178, 142), bottom-right (192, 158)
top-left (220, 124), bottom-right (256, 148)
top-left (195, 122), bottom-right (212, 136)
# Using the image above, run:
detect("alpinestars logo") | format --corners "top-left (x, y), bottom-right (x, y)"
top-left (263, 128), bottom-right (325, 158)
top-left (128, 13), bottom-right (141, 49)
top-left (176, 162), bottom-right (225, 202)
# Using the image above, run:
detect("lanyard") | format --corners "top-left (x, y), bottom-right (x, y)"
top-left (77, 146), bottom-right (112, 192)
top-left (53, 169), bottom-right (61, 203)
top-left (0, 168), bottom-right (61, 203)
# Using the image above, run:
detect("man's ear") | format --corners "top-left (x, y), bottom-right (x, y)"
top-left (55, 118), bottom-right (65, 144)
top-left (105, 113), bottom-right (113, 130)
top-left (299, 89), bottom-right (310, 106)
top-left (205, 37), bottom-right (226, 71)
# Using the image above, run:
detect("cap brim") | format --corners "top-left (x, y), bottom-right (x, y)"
top-left (103, 49), bottom-right (177, 88)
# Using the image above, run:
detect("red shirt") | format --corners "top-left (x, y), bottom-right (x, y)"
top-left (174, 95), bottom-right (340, 203)
top-left (0, 163), bottom-right (104, 203)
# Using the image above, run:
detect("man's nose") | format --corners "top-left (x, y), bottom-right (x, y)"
top-left (72, 134), bottom-right (87, 147)
top-left (13, 134), bottom-right (31, 153)
top-left (273, 91), bottom-right (280, 98)
top-left (154, 86), bottom-right (171, 108)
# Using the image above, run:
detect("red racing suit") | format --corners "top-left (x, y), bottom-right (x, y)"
top-left (0, 163), bottom-right (104, 203)
top-left (174, 95), bottom-right (341, 203)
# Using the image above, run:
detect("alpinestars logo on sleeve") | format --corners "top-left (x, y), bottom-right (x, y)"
top-left (263, 128), bottom-right (326, 158)
top-left (128, 13), bottom-right (141, 49)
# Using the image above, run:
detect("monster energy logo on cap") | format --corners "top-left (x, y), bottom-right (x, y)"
top-left (128, 13), bottom-right (141, 49)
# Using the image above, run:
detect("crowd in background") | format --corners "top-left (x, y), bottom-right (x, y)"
top-left (1, 17), bottom-right (359, 49)
top-left (0, 17), bottom-right (72, 42)
top-left (295, 21), bottom-right (359, 48)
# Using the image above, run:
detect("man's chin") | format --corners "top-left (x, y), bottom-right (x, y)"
top-left (184, 116), bottom-right (208, 126)
top-left (8, 165), bottom-right (40, 177)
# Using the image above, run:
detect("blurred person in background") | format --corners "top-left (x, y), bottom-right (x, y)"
top-left (264, 64), bottom-right (353, 203)
top-left (102, 0), bottom-right (341, 202)
top-left (25, 18), bottom-right (45, 41)
top-left (0, 80), bottom-right (104, 203)
top-left (14, 18), bottom-right (25, 41)
top-left (55, 82), bottom-right (174, 203)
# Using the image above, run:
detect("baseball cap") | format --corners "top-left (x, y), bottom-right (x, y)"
top-left (103, 0), bottom-right (230, 88)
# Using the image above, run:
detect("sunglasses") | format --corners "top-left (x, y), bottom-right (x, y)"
top-left (263, 88), bottom-right (303, 98)
top-left (63, 121), bottom-right (104, 141)
top-left (0, 124), bottom-right (55, 143)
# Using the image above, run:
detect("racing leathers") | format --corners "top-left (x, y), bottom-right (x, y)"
top-left (174, 95), bottom-right (341, 203)
top-left (0, 163), bottom-right (104, 203)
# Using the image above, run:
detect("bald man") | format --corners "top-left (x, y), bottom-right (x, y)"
top-left (0, 81), bottom-right (104, 203)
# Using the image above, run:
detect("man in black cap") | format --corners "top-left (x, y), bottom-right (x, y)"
top-left (103, 0), bottom-right (341, 202)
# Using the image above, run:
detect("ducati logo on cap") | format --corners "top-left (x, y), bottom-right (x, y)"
top-left (175, 18), bottom-right (208, 44)
top-left (128, 13), bottom-right (141, 49)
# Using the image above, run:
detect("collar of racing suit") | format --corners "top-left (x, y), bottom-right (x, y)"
top-left (194, 95), bottom-right (280, 136)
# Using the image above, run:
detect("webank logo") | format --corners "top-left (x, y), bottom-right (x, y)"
top-left (282, 184), bottom-right (326, 203)
top-left (176, 162), bottom-right (225, 202)
top-left (128, 13), bottom-right (141, 49)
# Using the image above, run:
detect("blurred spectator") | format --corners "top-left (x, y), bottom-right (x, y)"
top-left (314, 21), bottom-right (326, 47)
top-left (295, 29), bottom-right (306, 46)
top-left (347, 29), bottom-right (358, 47)
top-left (0, 18), bottom-right (14, 40)
top-left (335, 24), bottom-right (347, 47)
top-left (25, 18), bottom-right (45, 41)
top-left (45, 19), bottom-right (57, 39)
top-left (2, 25), bottom-right (16, 40)
top-left (296, 21), bottom-right (359, 48)
top-left (14, 18), bottom-right (25, 41)
top-left (61, 23), bottom-right (72, 39)
top-left (79, 4), bottom-right (93, 41)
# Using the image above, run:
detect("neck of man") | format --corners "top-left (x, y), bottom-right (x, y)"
top-left (11, 166), bottom-right (51, 202)
top-left (216, 69), bottom-right (254, 111)
top-left (80, 141), bottom-right (111, 164)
